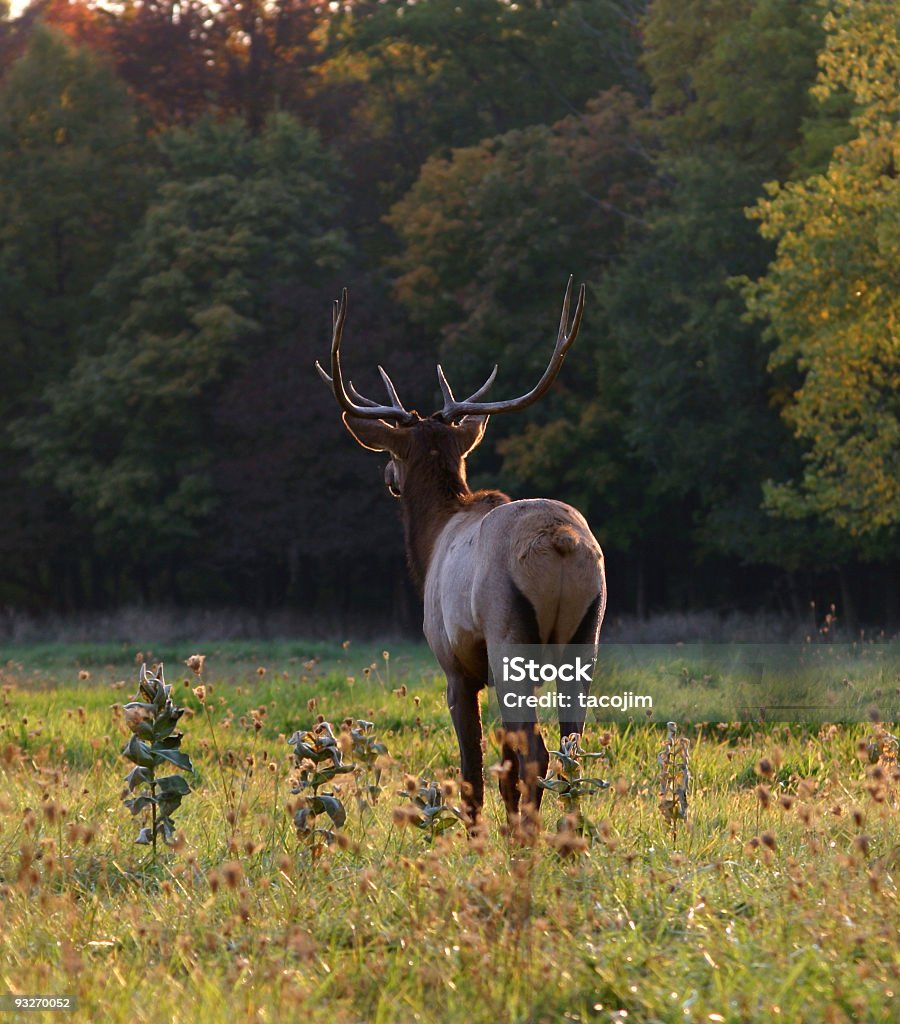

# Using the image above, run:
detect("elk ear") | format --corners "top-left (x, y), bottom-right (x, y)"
top-left (454, 415), bottom-right (489, 458)
top-left (342, 413), bottom-right (411, 457)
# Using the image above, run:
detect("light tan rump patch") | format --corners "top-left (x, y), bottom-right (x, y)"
top-left (512, 522), bottom-right (581, 561)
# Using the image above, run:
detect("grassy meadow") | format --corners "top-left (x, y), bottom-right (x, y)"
top-left (0, 641), bottom-right (897, 1024)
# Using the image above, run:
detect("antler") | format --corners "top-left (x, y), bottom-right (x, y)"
top-left (435, 276), bottom-right (586, 422)
top-left (315, 289), bottom-right (416, 423)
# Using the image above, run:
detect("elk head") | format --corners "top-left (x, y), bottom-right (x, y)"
top-left (315, 278), bottom-right (586, 494)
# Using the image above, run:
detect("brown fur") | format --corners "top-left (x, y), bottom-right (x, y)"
top-left (399, 420), bottom-right (509, 592)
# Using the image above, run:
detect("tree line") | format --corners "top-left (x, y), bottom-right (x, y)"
top-left (0, 0), bottom-right (897, 631)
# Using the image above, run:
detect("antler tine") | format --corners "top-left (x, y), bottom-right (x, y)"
top-left (347, 380), bottom-right (381, 407)
top-left (462, 363), bottom-right (498, 403)
top-left (436, 364), bottom-right (456, 405)
top-left (316, 288), bottom-right (415, 423)
top-left (377, 366), bottom-right (405, 409)
top-left (436, 277), bottom-right (586, 422)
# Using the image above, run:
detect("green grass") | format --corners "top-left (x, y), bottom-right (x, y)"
top-left (0, 644), bottom-right (897, 1024)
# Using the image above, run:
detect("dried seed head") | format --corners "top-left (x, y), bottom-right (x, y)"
top-left (185, 654), bottom-right (206, 676)
top-left (392, 806), bottom-right (419, 827)
top-left (797, 778), bottom-right (817, 800)
top-left (548, 830), bottom-right (588, 857)
top-left (755, 785), bottom-right (771, 809)
top-left (221, 861), bottom-right (243, 890)
top-left (123, 703), bottom-right (153, 734)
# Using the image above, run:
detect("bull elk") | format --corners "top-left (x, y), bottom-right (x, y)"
top-left (317, 279), bottom-right (606, 824)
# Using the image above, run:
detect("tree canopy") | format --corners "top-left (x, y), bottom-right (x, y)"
top-left (744, 0), bottom-right (900, 546)
top-left (1, 0), bottom-right (896, 626)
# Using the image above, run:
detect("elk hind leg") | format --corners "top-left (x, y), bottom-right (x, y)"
top-left (559, 591), bottom-right (605, 746)
top-left (447, 675), bottom-right (484, 824)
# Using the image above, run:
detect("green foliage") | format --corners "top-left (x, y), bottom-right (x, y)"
top-left (744, 0), bottom-right (900, 544)
top-left (120, 662), bottom-right (193, 852)
top-left (0, 25), bottom-right (152, 401)
top-left (0, 0), bottom-right (896, 617)
top-left (538, 732), bottom-right (609, 837)
top-left (289, 721), bottom-right (355, 843)
top-left (345, 718), bottom-right (389, 806)
top-left (387, 89), bottom-right (660, 551)
top-left (14, 115), bottom-right (348, 561)
top-left (326, 0), bottom-right (644, 184)
top-left (399, 777), bottom-right (465, 841)
top-left (582, 0), bottom-right (855, 571)
top-left (595, 153), bottom-right (807, 563)
top-left (0, 26), bottom-right (154, 603)
top-left (387, 89), bottom-right (652, 346)
top-left (643, 0), bottom-right (824, 171)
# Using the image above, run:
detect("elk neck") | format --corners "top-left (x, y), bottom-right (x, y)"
top-left (398, 422), bottom-right (509, 594)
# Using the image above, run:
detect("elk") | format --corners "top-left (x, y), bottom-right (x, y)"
top-left (317, 279), bottom-right (606, 824)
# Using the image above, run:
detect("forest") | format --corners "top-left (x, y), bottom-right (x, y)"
top-left (0, 0), bottom-right (897, 632)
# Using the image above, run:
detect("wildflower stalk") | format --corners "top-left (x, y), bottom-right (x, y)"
top-left (121, 663), bottom-right (194, 859)
top-left (658, 720), bottom-right (690, 840)
top-left (538, 732), bottom-right (609, 839)
top-left (289, 721), bottom-right (355, 849)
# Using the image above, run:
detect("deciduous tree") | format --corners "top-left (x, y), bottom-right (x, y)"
top-left (15, 116), bottom-right (348, 586)
top-left (744, 0), bottom-right (900, 543)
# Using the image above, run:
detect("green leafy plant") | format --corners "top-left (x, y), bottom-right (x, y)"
top-left (121, 663), bottom-right (194, 855)
top-left (538, 732), bottom-right (609, 837)
top-left (344, 718), bottom-right (389, 807)
top-left (399, 779), bottom-right (465, 842)
top-left (288, 721), bottom-right (354, 845)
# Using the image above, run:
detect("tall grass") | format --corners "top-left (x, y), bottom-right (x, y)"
top-left (0, 647), bottom-right (897, 1023)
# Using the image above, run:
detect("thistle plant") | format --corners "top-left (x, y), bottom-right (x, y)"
top-left (658, 720), bottom-right (690, 836)
top-left (538, 732), bottom-right (609, 837)
top-left (288, 721), bottom-right (354, 845)
top-left (398, 778), bottom-right (465, 842)
top-left (344, 718), bottom-right (389, 807)
top-left (121, 663), bottom-right (194, 855)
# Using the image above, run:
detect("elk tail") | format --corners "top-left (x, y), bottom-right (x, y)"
top-left (513, 523), bottom-right (580, 561)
